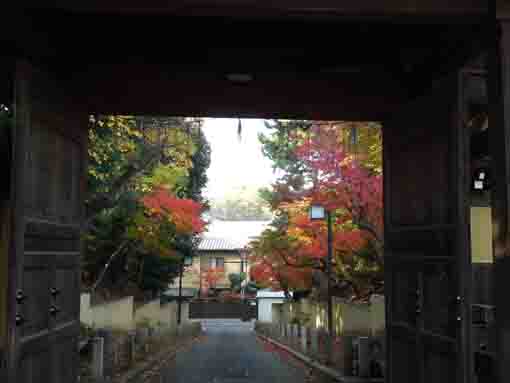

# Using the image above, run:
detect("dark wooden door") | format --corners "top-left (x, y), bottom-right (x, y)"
top-left (383, 75), bottom-right (471, 383)
top-left (7, 62), bottom-right (87, 383)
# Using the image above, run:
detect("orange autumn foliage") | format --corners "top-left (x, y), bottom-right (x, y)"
top-left (251, 123), bottom-right (383, 298)
top-left (142, 187), bottom-right (206, 235)
top-left (200, 267), bottom-right (225, 294)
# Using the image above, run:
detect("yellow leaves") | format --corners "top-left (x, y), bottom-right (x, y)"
top-left (279, 198), bottom-right (311, 216)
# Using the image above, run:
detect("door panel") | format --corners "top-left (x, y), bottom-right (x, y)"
top-left (54, 253), bottom-right (81, 326)
top-left (384, 75), bottom-right (469, 383)
top-left (53, 335), bottom-right (79, 383)
top-left (9, 62), bottom-right (86, 383)
top-left (19, 346), bottom-right (51, 383)
top-left (391, 264), bottom-right (419, 326)
top-left (422, 262), bottom-right (458, 338)
top-left (423, 341), bottom-right (457, 383)
top-left (392, 335), bottom-right (418, 382)
top-left (20, 253), bottom-right (52, 338)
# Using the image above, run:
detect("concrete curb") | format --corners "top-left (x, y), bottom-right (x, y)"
top-left (256, 333), bottom-right (384, 383)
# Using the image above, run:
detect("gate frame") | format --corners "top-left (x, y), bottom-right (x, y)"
top-left (493, 19), bottom-right (510, 383)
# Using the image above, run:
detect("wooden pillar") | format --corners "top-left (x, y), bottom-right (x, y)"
top-left (492, 20), bottom-right (510, 383)
top-left (0, 84), bottom-right (12, 375)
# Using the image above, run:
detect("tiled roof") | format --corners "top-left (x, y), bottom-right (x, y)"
top-left (256, 290), bottom-right (289, 299)
top-left (198, 237), bottom-right (242, 252)
top-left (204, 220), bottom-right (271, 248)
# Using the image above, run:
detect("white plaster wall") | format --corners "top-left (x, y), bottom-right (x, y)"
top-left (159, 302), bottom-right (178, 329)
top-left (80, 294), bottom-right (184, 332)
top-left (369, 295), bottom-right (385, 336)
top-left (134, 299), bottom-right (162, 326)
top-left (80, 293), bottom-right (93, 326)
top-left (332, 298), bottom-right (371, 335)
top-left (81, 295), bottom-right (135, 331)
top-left (258, 298), bottom-right (285, 322)
top-left (277, 295), bottom-right (386, 336)
top-left (271, 303), bottom-right (283, 324)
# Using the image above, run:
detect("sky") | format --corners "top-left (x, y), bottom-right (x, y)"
top-left (201, 118), bottom-right (278, 201)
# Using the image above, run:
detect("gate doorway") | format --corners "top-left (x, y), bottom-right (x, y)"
top-left (3, 6), bottom-right (491, 383)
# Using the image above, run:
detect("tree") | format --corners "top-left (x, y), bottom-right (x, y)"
top-left (84, 116), bottom-right (210, 299)
top-left (199, 267), bottom-right (225, 295)
top-left (125, 187), bottom-right (206, 296)
top-left (186, 124), bottom-right (211, 205)
top-left (86, 116), bottom-right (199, 223)
top-left (254, 121), bottom-right (383, 300)
top-left (228, 272), bottom-right (247, 292)
top-left (249, 227), bottom-right (313, 297)
top-left (293, 124), bottom-right (383, 252)
top-left (259, 120), bottom-right (313, 197)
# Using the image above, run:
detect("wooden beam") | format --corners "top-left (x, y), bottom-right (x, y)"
top-left (74, 65), bottom-right (406, 120)
top-left (492, 21), bottom-right (510, 383)
top-left (498, 0), bottom-right (510, 20)
top-left (21, 0), bottom-right (487, 18)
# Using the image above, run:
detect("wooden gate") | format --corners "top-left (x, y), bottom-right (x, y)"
top-left (383, 75), bottom-right (471, 383)
top-left (7, 62), bottom-right (87, 383)
top-left (190, 301), bottom-right (258, 320)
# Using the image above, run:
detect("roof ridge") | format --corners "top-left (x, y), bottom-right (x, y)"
top-left (198, 237), bottom-right (244, 251)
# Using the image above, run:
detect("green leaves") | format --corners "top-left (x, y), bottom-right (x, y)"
top-left (84, 116), bottom-right (210, 295)
top-left (228, 272), bottom-right (247, 291)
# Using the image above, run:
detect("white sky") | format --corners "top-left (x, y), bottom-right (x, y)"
top-left (201, 118), bottom-right (277, 200)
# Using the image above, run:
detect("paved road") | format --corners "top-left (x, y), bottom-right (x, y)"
top-left (156, 319), bottom-right (317, 383)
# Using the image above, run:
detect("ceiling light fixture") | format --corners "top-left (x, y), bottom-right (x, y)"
top-left (226, 73), bottom-right (254, 84)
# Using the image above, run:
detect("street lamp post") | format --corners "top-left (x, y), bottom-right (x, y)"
top-left (326, 210), bottom-right (334, 340)
top-left (177, 254), bottom-right (193, 326)
top-left (177, 258), bottom-right (184, 325)
top-left (310, 204), bottom-right (334, 363)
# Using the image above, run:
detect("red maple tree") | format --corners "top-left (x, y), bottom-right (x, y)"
top-left (251, 124), bottom-right (383, 299)
top-left (199, 267), bottom-right (225, 295)
top-left (141, 186), bottom-right (206, 235)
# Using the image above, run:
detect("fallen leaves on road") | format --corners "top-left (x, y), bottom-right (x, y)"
top-left (256, 336), bottom-right (335, 383)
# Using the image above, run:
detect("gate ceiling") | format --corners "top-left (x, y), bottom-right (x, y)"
top-left (18, 1), bottom-right (487, 16)
top-left (4, 5), bottom-right (487, 119)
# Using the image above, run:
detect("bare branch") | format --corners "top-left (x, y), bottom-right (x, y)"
top-left (85, 144), bottom-right (162, 226)
top-left (91, 239), bottom-right (131, 293)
